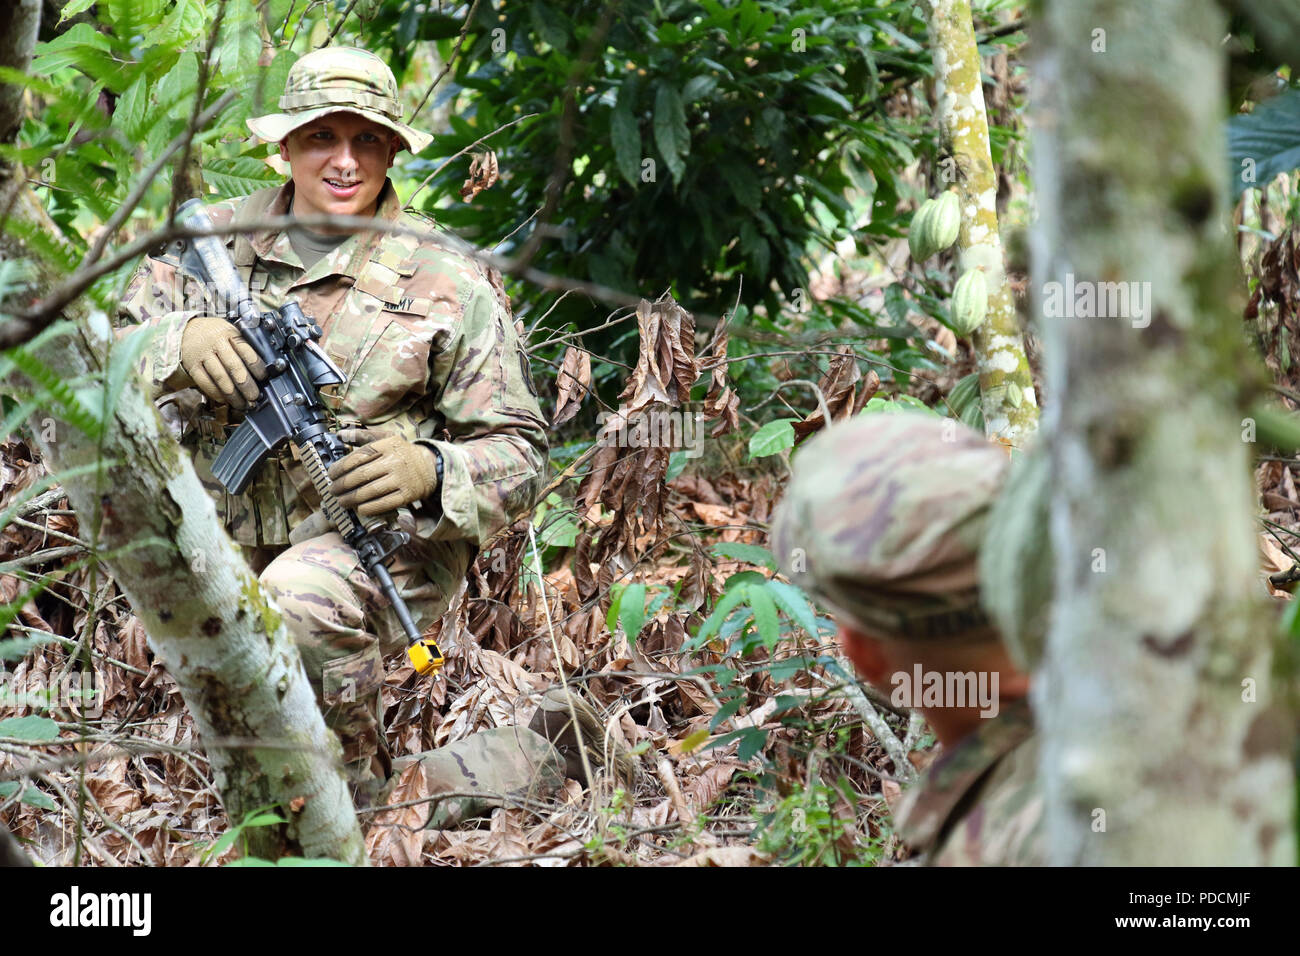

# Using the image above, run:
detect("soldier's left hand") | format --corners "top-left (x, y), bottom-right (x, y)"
top-left (328, 435), bottom-right (441, 516)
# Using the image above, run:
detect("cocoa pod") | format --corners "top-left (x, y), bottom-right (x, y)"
top-left (950, 268), bottom-right (988, 335)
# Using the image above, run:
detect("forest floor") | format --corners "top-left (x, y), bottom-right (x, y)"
top-left (4, 206), bottom-right (1298, 866)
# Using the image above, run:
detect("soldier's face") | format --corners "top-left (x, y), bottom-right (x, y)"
top-left (279, 113), bottom-right (400, 233)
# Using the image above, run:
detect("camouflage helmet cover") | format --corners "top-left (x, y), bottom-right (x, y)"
top-left (770, 412), bottom-right (1009, 641)
top-left (246, 47), bottom-right (432, 153)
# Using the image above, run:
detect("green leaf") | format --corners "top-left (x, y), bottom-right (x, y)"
top-left (681, 74), bottom-right (717, 101)
top-left (653, 83), bottom-right (689, 185)
top-left (215, 0), bottom-right (263, 82)
top-left (764, 579), bottom-right (820, 638)
top-left (104, 326), bottom-right (157, 425)
top-left (748, 584), bottom-right (779, 651)
top-left (747, 418), bottom-right (796, 459)
top-left (1228, 88), bottom-right (1300, 198)
top-left (58, 0), bottom-right (99, 22)
top-left (243, 812), bottom-right (288, 828)
top-left (158, 0), bottom-right (207, 47)
top-left (736, 726), bottom-right (768, 761)
top-left (618, 583), bottom-right (647, 644)
top-left (689, 583), bottom-right (752, 649)
top-left (719, 160), bottom-right (761, 211)
top-left (807, 81), bottom-right (852, 113)
top-left (0, 715), bottom-right (60, 742)
top-left (723, 570), bottom-right (768, 590)
top-left (710, 541), bottom-right (776, 570)
top-left (529, 1), bottom-right (571, 50)
top-left (0, 630), bottom-right (59, 663)
top-left (156, 53), bottom-right (199, 123)
top-left (665, 450), bottom-right (688, 483)
top-left (0, 781), bottom-right (55, 810)
top-left (610, 84), bottom-right (642, 187)
top-left (116, 74), bottom-right (150, 144)
top-left (222, 857), bottom-right (276, 867)
top-left (22, 787), bottom-right (57, 810)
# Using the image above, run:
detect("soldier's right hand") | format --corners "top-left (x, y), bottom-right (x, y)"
top-left (180, 315), bottom-right (267, 410)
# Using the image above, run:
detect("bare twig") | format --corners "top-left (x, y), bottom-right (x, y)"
top-left (409, 0), bottom-right (483, 123)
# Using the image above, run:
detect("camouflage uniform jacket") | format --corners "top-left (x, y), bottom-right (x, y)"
top-left (891, 699), bottom-right (1045, 865)
top-left (118, 179), bottom-right (547, 577)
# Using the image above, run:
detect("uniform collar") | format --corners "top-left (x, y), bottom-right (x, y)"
top-left (251, 177), bottom-right (403, 283)
top-left (891, 696), bottom-right (1035, 853)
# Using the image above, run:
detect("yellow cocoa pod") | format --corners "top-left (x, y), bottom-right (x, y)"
top-left (930, 191), bottom-right (960, 253)
top-left (950, 269), bottom-right (988, 335)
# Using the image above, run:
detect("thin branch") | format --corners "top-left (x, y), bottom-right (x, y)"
top-left (323, 0), bottom-right (361, 44)
top-left (405, 110), bottom-right (536, 209)
top-left (409, 0), bottom-right (483, 123)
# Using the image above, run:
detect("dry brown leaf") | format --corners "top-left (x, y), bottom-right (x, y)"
top-left (684, 760), bottom-right (743, 810)
top-left (366, 760), bottom-right (431, 866)
top-left (459, 150), bottom-right (499, 201)
top-left (552, 345), bottom-right (593, 427)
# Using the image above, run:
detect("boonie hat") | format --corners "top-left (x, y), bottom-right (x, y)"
top-left (246, 47), bottom-right (432, 153)
top-left (770, 412), bottom-right (1009, 641)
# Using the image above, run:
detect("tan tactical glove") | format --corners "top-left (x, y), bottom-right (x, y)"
top-left (179, 315), bottom-right (267, 410)
top-left (327, 433), bottom-right (441, 517)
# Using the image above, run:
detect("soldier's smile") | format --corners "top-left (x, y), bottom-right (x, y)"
top-left (323, 179), bottom-right (363, 199)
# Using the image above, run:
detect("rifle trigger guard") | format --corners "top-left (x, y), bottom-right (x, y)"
top-left (373, 529), bottom-right (410, 563)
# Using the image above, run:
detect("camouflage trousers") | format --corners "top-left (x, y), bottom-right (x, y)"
top-left (245, 531), bottom-right (450, 804)
top-left (244, 534), bottom-right (574, 816)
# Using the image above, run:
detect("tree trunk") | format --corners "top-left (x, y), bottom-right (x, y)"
top-left (0, 1), bottom-right (365, 864)
top-left (1031, 0), bottom-right (1293, 864)
top-left (923, 0), bottom-right (1039, 445)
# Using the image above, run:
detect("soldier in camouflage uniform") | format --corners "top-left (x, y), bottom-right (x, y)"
top-left (116, 47), bottom-right (611, 810)
top-left (770, 412), bottom-right (1045, 865)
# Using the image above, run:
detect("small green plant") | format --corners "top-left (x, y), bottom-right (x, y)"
top-left (196, 804), bottom-right (287, 865)
top-left (753, 776), bottom-right (886, 867)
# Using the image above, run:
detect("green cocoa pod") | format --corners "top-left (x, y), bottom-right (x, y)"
top-left (930, 191), bottom-right (961, 253)
top-left (908, 199), bottom-right (939, 261)
top-left (950, 269), bottom-right (988, 335)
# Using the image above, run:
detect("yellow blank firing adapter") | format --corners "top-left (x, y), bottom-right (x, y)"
top-left (407, 637), bottom-right (445, 677)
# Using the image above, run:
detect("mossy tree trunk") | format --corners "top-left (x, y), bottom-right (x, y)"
top-left (923, 0), bottom-right (1039, 446)
top-left (1030, 0), bottom-right (1293, 864)
top-left (0, 0), bottom-right (365, 864)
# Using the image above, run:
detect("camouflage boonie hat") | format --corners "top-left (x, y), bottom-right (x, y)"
top-left (771, 412), bottom-right (1009, 641)
top-left (246, 47), bottom-right (432, 153)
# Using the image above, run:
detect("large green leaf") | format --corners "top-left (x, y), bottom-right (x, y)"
top-left (618, 582), bottom-right (647, 644)
top-left (1228, 88), bottom-right (1300, 198)
top-left (203, 157), bottom-right (282, 198)
top-left (652, 83), bottom-right (689, 186)
top-left (748, 418), bottom-right (796, 459)
top-left (710, 541), bottom-right (776, 570)
top-left (610, 84), bottom-right (642, 187)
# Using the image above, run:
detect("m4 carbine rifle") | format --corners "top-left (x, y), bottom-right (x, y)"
top-left (169, 198), bottom-right (444, 677)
